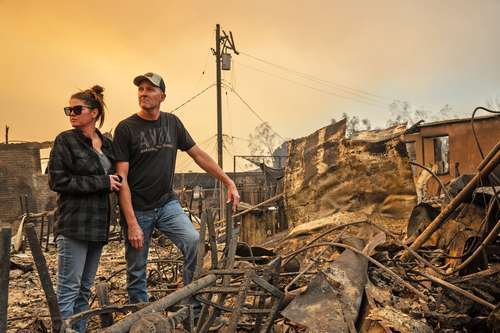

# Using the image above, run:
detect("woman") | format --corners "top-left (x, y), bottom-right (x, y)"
top-left (48, 85), bottom-right (122, 332)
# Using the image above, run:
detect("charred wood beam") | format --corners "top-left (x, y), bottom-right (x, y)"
top-left (0, 228), bottom-right (11, 332)
top-left (101, 274), bottom-right (217, 333)
top-left (403, 150), bottom-right (500, 260)
top-left (25, 222), bottom-right (62, 332)
top-left (63, 304), bottom-right (142, 330)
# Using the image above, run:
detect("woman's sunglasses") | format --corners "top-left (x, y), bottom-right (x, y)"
top-left (63, 105), bottom-right (90, 116)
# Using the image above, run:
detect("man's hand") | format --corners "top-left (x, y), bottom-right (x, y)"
top-left (227, 182), bottom-right (240, 213)
top-left (186, 145), bottom-right (240, 212)
top-left (128, 222), bottom-right (144, 250)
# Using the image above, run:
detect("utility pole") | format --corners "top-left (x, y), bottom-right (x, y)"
top-left (5, 126), bottom-right (8, 144)
top-left (216, 24), bottom-right (223, 172)
top-left (214, 24), bottom-right (238, 219)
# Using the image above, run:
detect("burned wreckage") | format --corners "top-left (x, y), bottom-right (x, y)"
top-left (2, 113), bottom-right (500, 332)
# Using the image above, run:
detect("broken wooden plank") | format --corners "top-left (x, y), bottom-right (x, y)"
top-left (24, 222), bottom-right (62, 332)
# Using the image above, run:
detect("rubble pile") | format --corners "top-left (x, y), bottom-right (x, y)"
top-left (284, 120), bottom-right (416, 227)
top-left (4, 119), bottom-right (499, 332)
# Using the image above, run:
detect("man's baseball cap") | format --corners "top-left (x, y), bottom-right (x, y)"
top-left (133, 72), bottom-right (166, 93)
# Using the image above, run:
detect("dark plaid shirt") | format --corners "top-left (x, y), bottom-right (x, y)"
top-left (48, 129), bottom-right (115, 242)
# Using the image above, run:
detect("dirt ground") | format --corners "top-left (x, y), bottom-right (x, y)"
top-left (7, 234), bottom-right (184, 332)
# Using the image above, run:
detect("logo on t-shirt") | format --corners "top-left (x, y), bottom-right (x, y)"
top-left (139, 127), bottom-right (174, 153)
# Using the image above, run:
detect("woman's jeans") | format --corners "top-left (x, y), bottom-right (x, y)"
top-left (56, 235), bottom-right (103, 333)
top-left (124, 200), bottom-right (199, 304)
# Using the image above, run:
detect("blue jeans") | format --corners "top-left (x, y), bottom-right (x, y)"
top-left (124, 200), bottom-right (199, 304)
top-left (56, 235), bottom-right (103, 333)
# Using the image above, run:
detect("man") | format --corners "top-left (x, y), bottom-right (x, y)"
top-left (114, 72), bottom-right (240, 303)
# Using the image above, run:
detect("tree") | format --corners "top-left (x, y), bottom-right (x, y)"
top-left (247, 122), bottom-right (282, 167)
top-left (386, 100), bottom-right (464, 127)
top-left (339, 112), bottom-right (371, 138)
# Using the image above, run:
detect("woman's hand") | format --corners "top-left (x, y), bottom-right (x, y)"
top-left (109, 175), bottom-right (122, 192)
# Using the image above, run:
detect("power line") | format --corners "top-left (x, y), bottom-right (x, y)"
top-left (240, 51), bottom-right (390, 102)
top-left (169, 83), bottom-right (216, 114)
top-left (228, 135), bottom-right (251, 142)
top-left (197, 133), bottom-right (218, 147)
top-left (235, 61), bottom-right (387, 109)
top-left (221, 82), bottom-right (286, 142)
top-left (192, 49), bottom-right (212, 92)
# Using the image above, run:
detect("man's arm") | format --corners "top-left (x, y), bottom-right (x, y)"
top-left (186, 145), bottom-right (240, 211)
top-left (116, 161), bottom-right (144, 249)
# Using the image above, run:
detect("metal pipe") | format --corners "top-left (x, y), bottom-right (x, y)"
top-left (403, 150), bottom-right (500, 260)
top-left (101, 274), bottom-right (217, 333)
top-left (416, 271), bottom-right (495, 310)
top-left (409, 161), bottom-right (452, 202)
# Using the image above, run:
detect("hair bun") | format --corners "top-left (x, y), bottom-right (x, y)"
top-left (91, 85), bottom-right (104, 96)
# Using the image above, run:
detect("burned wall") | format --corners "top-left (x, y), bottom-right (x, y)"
top-left (284, 121), bottom-right (417, 227)
top-left (404, 115), bottom-right (500, 195)
top-left (0, 143), bottom-right (55, 224)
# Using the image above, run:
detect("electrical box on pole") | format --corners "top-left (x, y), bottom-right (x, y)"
top-left (221, 53), bottom-right (232, 70)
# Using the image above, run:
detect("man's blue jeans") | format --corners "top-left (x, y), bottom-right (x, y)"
top-left (56, 235), bottom-right (103, 333)
top-left (124, 200), bottom-right (200, 304)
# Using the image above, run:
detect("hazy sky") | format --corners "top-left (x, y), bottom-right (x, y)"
top-left (1, 0), bottom-right (499, 171)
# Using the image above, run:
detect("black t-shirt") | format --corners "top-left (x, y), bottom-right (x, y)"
top-left (113, 112), bottom-right (195, 211)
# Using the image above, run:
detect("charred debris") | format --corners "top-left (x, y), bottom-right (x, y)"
top-left (2, 112), bottom-right (500, 332)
